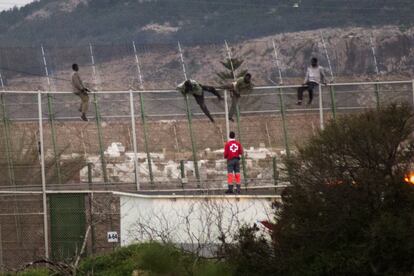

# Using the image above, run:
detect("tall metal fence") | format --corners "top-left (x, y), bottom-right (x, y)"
top-left (0, 37), bottom-right (413, 270)
top-left (1, 80), bottom-right (413, 192)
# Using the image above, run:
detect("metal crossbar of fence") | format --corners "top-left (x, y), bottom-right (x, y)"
top-left (0, 79), bottom-right (413, 270)
top-left (0, 79), bottom-right (413, 190)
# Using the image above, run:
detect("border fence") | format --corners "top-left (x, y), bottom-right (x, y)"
top-left (0, 79), bottom-right (413, 270)
top-left (1, 80), bottom-right (413, 191)
top-left (0, 33), bottom-right (413, 269)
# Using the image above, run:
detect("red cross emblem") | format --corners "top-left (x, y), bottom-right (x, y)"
top-left (230, 143), bottom-right (239, 153)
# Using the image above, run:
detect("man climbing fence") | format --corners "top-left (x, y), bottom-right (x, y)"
top-left (71, 63), bottom-right (90, 121)
top-left (297, 57), bottom-right (326, 105)
top-left (221, 73), bottom-right (253, 122)
top-left (177, 79), bottom-right (223, 123)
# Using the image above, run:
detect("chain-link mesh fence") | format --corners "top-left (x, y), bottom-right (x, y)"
top-left (0, 41), bottom-right (413, 269)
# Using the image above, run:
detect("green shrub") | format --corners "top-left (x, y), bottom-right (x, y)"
top-left (78, 242), bottom-right (232, 276)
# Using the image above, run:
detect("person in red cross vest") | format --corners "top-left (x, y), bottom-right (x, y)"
top-left (224, 131), bottom-right (244, 194)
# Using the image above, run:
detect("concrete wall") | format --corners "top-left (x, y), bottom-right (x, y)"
top-left (119, 194), bottom-right (278, 246)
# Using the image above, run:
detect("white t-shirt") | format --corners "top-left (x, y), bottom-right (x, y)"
top-left (305, 66), bottom-right (326, 84)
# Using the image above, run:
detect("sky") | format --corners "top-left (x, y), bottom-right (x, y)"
top-left (0, 0), bottom-right (34, 11)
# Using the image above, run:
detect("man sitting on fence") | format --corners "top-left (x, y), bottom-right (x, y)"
top-left (71, 63), bottom-right (90, 122)
top-left (177, 79), bottom-right (223, 123)
top-left (297, 57), bottom-right (327, 105)
top-left (224, 131), bottom-right (244, 194)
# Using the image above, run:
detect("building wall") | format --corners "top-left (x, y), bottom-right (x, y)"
top-left (120, 195), bottom-right (277, 246)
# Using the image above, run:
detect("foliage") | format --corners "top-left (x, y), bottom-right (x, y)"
top-left (216, 58), bottom-right (247, 84)
top-left (0, 0), bottom-right (413, 46)
top-left (78, 242), bottom-right (233, 276)
top-left (272, 104), bottom-right (414, 275)
top-left (3, 268), bottom-right (50, 276)
top-left (223, 225), bottom-right (275, 275)
top-left (224, 104), bottom-right (414, 275)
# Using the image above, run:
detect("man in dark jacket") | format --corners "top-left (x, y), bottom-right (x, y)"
top-left (177, 79), bottom-right (222, 123)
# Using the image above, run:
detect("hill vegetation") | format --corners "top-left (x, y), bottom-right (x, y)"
top-left (0, 0), bottom-right (413, 45)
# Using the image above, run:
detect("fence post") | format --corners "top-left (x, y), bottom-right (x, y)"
top-left (272, 156), bottom-right (279, 186)
top-left (89, 44), bottom-right (108, 184)
top-left (375, 82), bottom-right (380, 110)
top-left (184, 94), bottom-right (201, 187)
top-left (319, 85), bottom-right (324, 130)
top-left (132, 41), bottom-right (154, 187)
top-left (278, 88), bottom-right (290, 157)
top-left (236, 107), bottom-right (248, 186)
top-left (139, 92), bottom-right (154, 187)
top-left (37, 91), bottom-right (49, 259)
top-left (180, 160), bottom-right (186, 188)
top-left (178, 41), bottom-right (201, 187)
top-left (329, 85), bottom-right (337, 121)
top-left (412, 80), bottom-right (414, 107)
top-left (93, 93), bottom-right (108, 183)
top-left (41, 45), bottom-right (61, 184)
top-left (46, 94), bottom-right (61, 184)
top-left (224, 90), bottom-right (230, 140)
top-left (0, 92), bottom-right (15, 186)
top-left (129, 91), bottom-right (140, 191)
top-left (87, 163), bottom-right (93, 184)
top-left (225, 40), bottom-right (248, 187)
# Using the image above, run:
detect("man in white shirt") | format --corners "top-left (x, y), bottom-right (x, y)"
top-left (71, 63), bottom-right (90, 121)
top-left (297, 58), bottom-right (326, 105)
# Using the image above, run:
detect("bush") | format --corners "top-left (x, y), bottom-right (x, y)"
top-left (79, 242), bottom-right (232, 276)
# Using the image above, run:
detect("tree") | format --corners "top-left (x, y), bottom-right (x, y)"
top-left (216, 57), bottom-right (248, 84)
top-left (272, 104), bottom-right (414, 275)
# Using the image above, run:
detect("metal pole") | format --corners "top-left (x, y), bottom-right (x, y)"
top-left (139, 93), bottom-right (154, 186)
top-left (89, 44), bottom-right (108, 183)
top-left (132, 41), bottom-right (154, 186)
top-left (330, 86), bottom-right (337, 121)
top-left (41, 45), bottom-right (61, 184)
top-left (320, 31), bottom-right (335, 82)
top-left (272, 40), bottom-right (290, 156)
top-left (178, 41), bottom-right (201, 186)
top-left (272, 40), bottom-right (283, 85)
top-left (0, 84), bottom-right (21, 245)
top-left (278, 88), bottom-right (290, 157)
top-left (375, 82), bottom-right (380, 110)
top-left (369, 35), bottom-right (381, 110)
top-left (129, 91), bottom-right (140, 191)
top-left (0, 224), bottom-right (3, 272)
top-left (87, 166), bottom-right (96, 255)
top-left (224, 90), bottom-right (230, 140)
top-left (320, 32), bottom-right (337, 121)
top-left (272, 156), bottom-right (279, 186)
top-left (0, 88), bottom-right (15, 186)
top-left (225, 40), bottom-right (248, 186)
top-left (412, 80), bottom-right (414, 107)
top-left (369, 35), bottom-right (380, 78)
top-left (38, 91), bottom-right (49, 259)
top-left (319, 85), bottom-right (324, 130)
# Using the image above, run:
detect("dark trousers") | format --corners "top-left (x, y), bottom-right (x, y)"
top-left (227, 158), bottom-right (241, 174)
top-left (229, 94), bottom-right (240, 120)
top-left (193, 86), bottom-right (221, 123)
top-left (297, 81), bottom-right (318, 104)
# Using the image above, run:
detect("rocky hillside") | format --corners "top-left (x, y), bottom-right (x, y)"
top-left (3, 26), bottom-right (414, 91)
